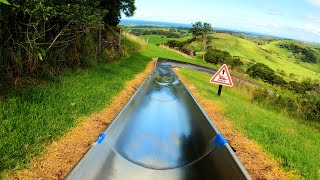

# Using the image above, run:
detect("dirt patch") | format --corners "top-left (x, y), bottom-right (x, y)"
top-left (4, 59), bottom-right (157, 180)
top-left (175, 69), bottom-right (291, 180)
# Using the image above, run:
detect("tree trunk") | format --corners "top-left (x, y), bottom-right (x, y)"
top-left (98, 29), bottom-right (102, 53)
top-left (202, 35), bottom-right (207, 62)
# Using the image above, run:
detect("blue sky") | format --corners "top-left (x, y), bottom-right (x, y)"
top-left (124, 0), bottom-right (320, 43)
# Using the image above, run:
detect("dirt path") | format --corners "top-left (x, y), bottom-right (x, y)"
top-left (175, 69), bottom-right (292, 180)
top-left (4, 59), bottom-right (156, 180)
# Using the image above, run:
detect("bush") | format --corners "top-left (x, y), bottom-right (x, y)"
top-left (228, 57), bottom-right (244, 68)
top-left (251, 88), bottom-right (320, 122)
top-left (165, 38), bottom-right (196, 56)
top-left (205, 48), bottom-right (232, 64)
top-left (278, 43), bottom-right (317, 63)
top-left (247, 63), bottom-right (286, 86)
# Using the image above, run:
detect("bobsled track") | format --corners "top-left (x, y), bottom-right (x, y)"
top-left (66, 58), bottom-right (252, 180)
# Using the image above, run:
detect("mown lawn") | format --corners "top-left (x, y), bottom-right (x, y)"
top-left (179, 68), bottom-right (320, 179)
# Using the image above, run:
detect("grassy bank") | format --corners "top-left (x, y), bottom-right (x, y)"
top-left (0, 33), bottom-right (207, 175)
top-left (179, 68), bottom-right (320, 179)
top-left (0, 51), bottom-right (152, 173)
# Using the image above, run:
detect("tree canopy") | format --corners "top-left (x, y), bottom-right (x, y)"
top-left (100, 0), bottom-right (136, 26)
top-left (190, 22), bottom-right (212, 39)
top-left (190, 21), bottom-right (212, 61)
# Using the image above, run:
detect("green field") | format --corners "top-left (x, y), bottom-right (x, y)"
top-left (142, 34), bottom-right (191, 45)
top-left (134, 27), bottom-right (320, 81)
top-left (191, 33), bottom-right (320, 80)
top-left (179, 68), bottom-right (320, 179)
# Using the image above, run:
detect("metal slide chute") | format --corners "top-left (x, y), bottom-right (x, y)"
top-left (66, 58), bottom-right (251, 180)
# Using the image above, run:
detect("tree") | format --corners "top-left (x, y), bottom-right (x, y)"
top-left (100, 0), bottom-right (136, 26)
top-left (205, 48), bottom-right (232, 64)
top-left (190, 21), bottom-right (212, 61)
top-left (247, 63), bottom-right (286, 86)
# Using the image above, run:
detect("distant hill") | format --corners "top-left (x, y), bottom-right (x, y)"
top-left (191, 33), bottom-right (320, 80)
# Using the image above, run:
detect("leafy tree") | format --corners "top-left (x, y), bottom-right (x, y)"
top-left (0, 0), bottom-right (10, 5)
top-left (247, 63), bottom-right (286, 85)
top-left (228, 57), bottom-right (244, 68)
top-left (278, 43), bottom-right (317, 63)
top-left (0, 0), bottom-right (136, 84)
top-left (205, 48), bottom-right (232, 64)
top-left (100, 0), bottom-right (136, 26)
top-left (190, 21), bottom-right (212, 61)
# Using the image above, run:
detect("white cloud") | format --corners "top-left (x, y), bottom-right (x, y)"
top-left (303, 23), bottom-right (320, 35)
top-left (307, 0), bottom-right (320, 6)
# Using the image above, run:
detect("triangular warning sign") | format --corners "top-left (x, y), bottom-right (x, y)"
top-left (210, 64), bottom-right (233, 87)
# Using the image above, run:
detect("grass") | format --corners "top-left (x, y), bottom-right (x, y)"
top-left (141, 43), bottom-right (217, 69)
top-left (0, 33), bottom-right (215, 176)
top-left (0, 52), bottom-right (152, 173)
top-left (142, 34), bottom-right (192, 45)
top-left (191, 33), bottom-right (320, 80)
top-left (179, 68), bottom-right (320, 179)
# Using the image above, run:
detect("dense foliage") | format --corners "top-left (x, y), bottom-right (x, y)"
top-left (165, 38), bottom-right (195, 55)
top-left (278, 43), bottom-right (317, 63)
top-left (204, 48), bottom-right (243, 68)
top-left (248, 63), bottom-right (320, 122)
top-left (247, 63), bottom-right (286, 85)
top-left (0, 0), bottom-right (136, 91)
top-left (205, 48), bottom-right (232, 64)
top-left (101, 0), bottom-right (136, 26)
top-left (252, 88), bottom-right (320, 122)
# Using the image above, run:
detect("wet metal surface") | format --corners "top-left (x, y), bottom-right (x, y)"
top-left (66, 58), bottom-right (251, 180)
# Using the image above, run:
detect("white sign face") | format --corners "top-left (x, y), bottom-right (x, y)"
top-left (210, 64), bottom-right (233, 87)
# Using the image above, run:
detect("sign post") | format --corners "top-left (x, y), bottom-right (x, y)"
top-left (217, 85), bottom-right (223, 96)
top-left (210, 64), bottom-right (233, 96)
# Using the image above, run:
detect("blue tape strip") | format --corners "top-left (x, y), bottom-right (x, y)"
top-left (96, 133), bottom-right (106, 144)
top-left (213, 134), bottom-right (227, 147)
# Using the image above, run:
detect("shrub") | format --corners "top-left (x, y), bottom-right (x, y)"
top-left (247, 63), bottom-right (286, 86)
top-left (205, 48), bottom-right (232, 64)
top-left (228, 57), bottom-right (244, 68)
top-left (278, 43), bottom-right (317, 63)
top-left (251, 88), bottom-right (320, 122)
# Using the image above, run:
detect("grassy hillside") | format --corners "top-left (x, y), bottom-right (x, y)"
top-left (191, 33), bottom-right (320, 80)
top-left (179, 68), bottom-right (320, 179)
top-left (261, 40), bottom-right (320, 74)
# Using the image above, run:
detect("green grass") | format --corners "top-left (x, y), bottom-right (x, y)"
top-left (179, 68), bottom-right (320, 179)
top-left (0, 34), bottom-right (216, 176)
top-left (0, 52), bottom-right (153, 173)
top-left (262, 40), bottom-right (320, 75)
top-left (141, 43), bottom-right (217, 69)
top-left (142, 34), bottom-right (192, 45)
top-left (142, 35), bottom-right (170, 45)
top-left (192, 33), bottom-right (320, 80)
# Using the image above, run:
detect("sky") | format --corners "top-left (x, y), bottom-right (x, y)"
top-left (124, 0), bottom-right (320, 43)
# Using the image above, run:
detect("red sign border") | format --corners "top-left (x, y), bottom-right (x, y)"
top-left (210, 64), bottom-right (233, 87)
